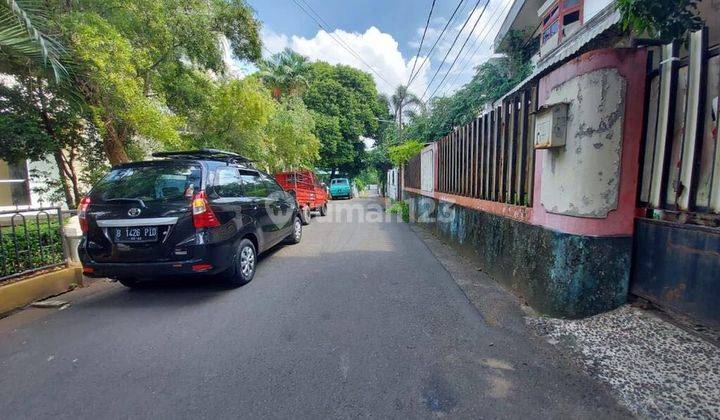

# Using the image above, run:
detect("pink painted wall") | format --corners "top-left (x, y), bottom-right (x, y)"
top-left (531, 48), bottom-right (648, 237)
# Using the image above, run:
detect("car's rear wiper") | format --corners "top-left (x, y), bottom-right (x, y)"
top-left (104, 198), bottom-right (147, 208)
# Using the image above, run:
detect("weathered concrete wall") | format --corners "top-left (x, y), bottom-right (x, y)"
top-left (407, 192), bottom-right (631, 319)
top-left (540, 68), bottom-right (626, 218)
top-left (533, 48), bottom-right (647, 237)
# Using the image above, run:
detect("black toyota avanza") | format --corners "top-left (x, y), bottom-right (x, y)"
top-left (78, 150), bottom-right (302, 287)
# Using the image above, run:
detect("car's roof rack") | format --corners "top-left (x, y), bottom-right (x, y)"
top-left (152, 149), bottom-right (254, 165)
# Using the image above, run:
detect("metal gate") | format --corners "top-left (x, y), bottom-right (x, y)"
top-left (633, 27), bottom-right (720, 327)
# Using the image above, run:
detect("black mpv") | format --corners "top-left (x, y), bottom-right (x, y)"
top-left (78, 150), bottom-right (302, 287)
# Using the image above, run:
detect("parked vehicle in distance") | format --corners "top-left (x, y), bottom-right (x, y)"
top-left (274, 170), bottom-right (328, 225)
top-left (78, 149), bottom-right (302, 288)
top-left (329, 178), bottom-right (352, 200)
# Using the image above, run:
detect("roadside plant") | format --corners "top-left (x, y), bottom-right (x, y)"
top-left (616, 0), bottom-right (704, 41)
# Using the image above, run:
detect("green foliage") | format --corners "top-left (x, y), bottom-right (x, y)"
top-left (303, 61), bottom-right (386, 177)
top-left (189, 77), bottom-right (275, 162)
top-left (184, 77), bottom-right (319, 172)
top-left (0, 0), bottom-right (69, 81)
top-left (0, 82), bottom-right (53, 162)
top-left (353, 177), bottom-right (366, 193)
top-left (265, 96), bottom-right (320, 171)
top-left (388, 140), bottom-right (424, 166)
top-left (0, 76), bottom-right (106, 206)
top-left (616, 0), bottom-right (703, 41)
top-left (387, 200), bottom-right (409, 223)
top-left (259, 48), bottom-right (311, 99)
top-left (55, 0), bottom-right (262, 164)
top-left (402, 56), bottom-right (532, 144)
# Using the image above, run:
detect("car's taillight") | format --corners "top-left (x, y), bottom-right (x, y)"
top-left (78, 196), bottom-right (91, 233)
top-left (192, 191), bottom-right (220, 228)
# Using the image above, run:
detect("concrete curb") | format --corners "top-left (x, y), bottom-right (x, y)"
top-left (0, 266), bottom-right (83, 316)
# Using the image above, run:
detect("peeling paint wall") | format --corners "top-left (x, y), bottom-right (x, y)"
top-left (540, 68), bottom-right (626, 218)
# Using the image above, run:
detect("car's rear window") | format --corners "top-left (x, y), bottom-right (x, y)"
top-left (90, 164), bottom-right (202, 203)
top-left (331, 179), bottom-right (349, 186)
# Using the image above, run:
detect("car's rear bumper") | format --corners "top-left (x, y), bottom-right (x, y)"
top-left (79, 243), bottom-right (234, 279)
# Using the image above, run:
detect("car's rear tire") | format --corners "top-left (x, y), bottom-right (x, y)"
top-left (300, 206), bottom-right (311, 225)
top-left (319, 203), bottom-right (328, 216)
top-left (286, 216), bottom-right (302, 244)
top-left (224, 238), bottom-right (256, 287)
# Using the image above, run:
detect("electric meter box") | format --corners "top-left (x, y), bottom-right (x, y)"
top-left (534, 102), bottom-right (568, 149)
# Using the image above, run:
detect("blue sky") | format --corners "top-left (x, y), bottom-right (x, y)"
top-left (242, 0), bottom-right (514, 98)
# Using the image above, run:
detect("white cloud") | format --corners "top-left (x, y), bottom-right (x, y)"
top-left (261, 26), bottom-right (429, 97)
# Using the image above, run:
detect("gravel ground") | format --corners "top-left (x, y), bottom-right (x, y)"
top-left (528, 306), bottom-right (720, 419)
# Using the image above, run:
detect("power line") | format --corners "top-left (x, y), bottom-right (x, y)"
top-left (420, 0), bottom-right (488, 101)
top-left (407, 0), bottom-right (466, 88)
top-left (289, 0), bottom-right (394, 88)
top-left (406, 0), bottom-right (437, 87)
top-left (437, 0), bottom-right (514, 97)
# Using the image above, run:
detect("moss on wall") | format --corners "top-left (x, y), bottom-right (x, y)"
top-left (407, 193), bottom-right (631, 319)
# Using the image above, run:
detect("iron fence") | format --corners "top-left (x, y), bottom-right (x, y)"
top-left (0, 207), bottom-right (68, 282)
top-left (404, 154), bottom-right (421, 190)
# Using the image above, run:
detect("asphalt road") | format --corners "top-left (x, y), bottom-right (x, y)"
top-left (0, 198), bottom-right (629, 419)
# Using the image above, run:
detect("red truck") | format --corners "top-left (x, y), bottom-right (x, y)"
top-left (274, 170), bottom-right (328, 225)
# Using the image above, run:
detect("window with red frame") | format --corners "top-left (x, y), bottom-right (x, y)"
top-left (541, 0), bottom-right (583, 45)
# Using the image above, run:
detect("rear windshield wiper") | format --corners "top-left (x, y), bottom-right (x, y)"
top-left (104, 198), bottom-right (147, 208)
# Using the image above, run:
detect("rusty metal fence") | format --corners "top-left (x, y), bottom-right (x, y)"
top-left (404, 154), bottom-right (421, 190)
top-left (0, 207), bottom-right (68, 282)
top-left (435, 84), bottom-right (538, 206)
top-left (639, 27), bottom-right (720, 222)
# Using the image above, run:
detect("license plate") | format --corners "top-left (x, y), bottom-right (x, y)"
top-left (112, 226), bottom-right (159, 243)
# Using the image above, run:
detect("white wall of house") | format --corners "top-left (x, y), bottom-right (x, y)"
top-left (583, 0), bottom-right (614, 23)
top-left (420, 146), bottom-right (434, 193)
top-left (386, 168), bottom-right (398, 200)
top-left (0, 157), bottom-right (67, 212)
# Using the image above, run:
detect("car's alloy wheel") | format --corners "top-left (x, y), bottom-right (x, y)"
top-left (287, 216), bottom-right (302, 244)
top-left (240, 245), bottom-right (255, 278)
top-left (226, 238), bottom-right (256, 286)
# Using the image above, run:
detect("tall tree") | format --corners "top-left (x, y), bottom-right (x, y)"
top-left (55, 0), bottom-right (262, 165)
top-left (0, 76), bottom-right (103, 206)
top-left (384, 84), bottom-right (424, 142)
top-left (258, 48), bottom-right (311, 100)
top-left (302, 61), bottom-right (386, 177)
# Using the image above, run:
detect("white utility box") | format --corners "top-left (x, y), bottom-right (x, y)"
top-left (534, 102), bottom-right (569, 149)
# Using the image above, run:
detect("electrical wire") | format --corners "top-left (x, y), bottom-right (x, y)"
top-left (420, 0), bottom-right (489, 101)
top-left (436, 0), bottom-right (515, 97)
top-left (406, 0), bottom-right (437, 87)
top-left (407, 0), bottom-right (467, 87)
top-left (289, 0), bottom-right (394, 88)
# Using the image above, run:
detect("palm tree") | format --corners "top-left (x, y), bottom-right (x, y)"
top-left (0, 0), bottom-right (68, 81)
top-left (387, 84), bottom-right (424, 142)
top-left (258, 48), bottom-right (311, 100)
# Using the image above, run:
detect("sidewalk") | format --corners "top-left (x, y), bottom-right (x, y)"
top-left (410, 223), bottom-right (720, 419)
top-left (528, 306), bottom-right (720, 418)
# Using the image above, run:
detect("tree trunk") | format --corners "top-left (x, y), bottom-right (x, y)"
top-left (103, 121), bottom-right (130, 165)
top-left (52, 151), bottom-right (75, 208)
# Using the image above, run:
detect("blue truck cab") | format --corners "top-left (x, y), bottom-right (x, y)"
top-left (329, 178), bottom-right (352, 200)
